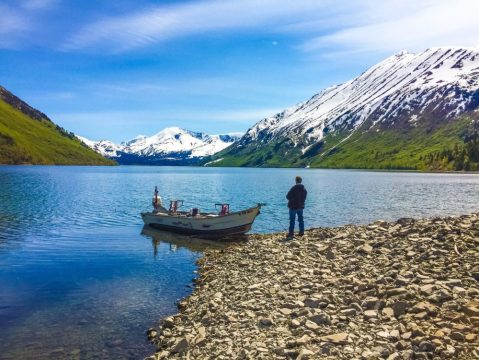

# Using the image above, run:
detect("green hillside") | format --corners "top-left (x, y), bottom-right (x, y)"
top-left (0, 90), bottom-right (114, 165)
top-left (208, 114), bottom-right (479, 171)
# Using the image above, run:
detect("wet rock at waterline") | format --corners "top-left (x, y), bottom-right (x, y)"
top-left (147, 213), bottom-right (479, 359)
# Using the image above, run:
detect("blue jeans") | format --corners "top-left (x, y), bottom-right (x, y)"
top-left (289, 208), bottom-right (304, 235)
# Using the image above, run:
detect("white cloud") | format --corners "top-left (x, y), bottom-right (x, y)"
top-left (21, 0), bottom-right (57, 10)
top-left (62, 0), bottom-right (479, 57)
top-left (62, 0), bottom-right (338, 52)
top-left (301, 0), bottom-right (479, 54)
top-left (0, 5), bottom-right (30, 41)
top-left (0, 0), bottom-right (57, 48)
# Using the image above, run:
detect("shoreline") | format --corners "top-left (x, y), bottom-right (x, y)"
top-left (147, 214), bottom-right (479, 359)
top-left (1, 163), bottom-right (479, 174)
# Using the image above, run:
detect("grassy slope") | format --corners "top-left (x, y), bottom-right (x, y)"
top-left (210, 116), bottom-right (475, 170)
top-left (312, 117), bottom-right (472, 170)
top-left (210, 138), bottom-right (305, 168)
top-left (0, 99), bottom-right (115, 165)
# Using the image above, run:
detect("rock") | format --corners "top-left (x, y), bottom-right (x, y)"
top-left (357, 244), bottom-right (373, 254)
top-left (391, 301), bottom-right (409, 317)
top-left (419, 284), bottom-right (435, 296)
top-left (452, 286), bottom-right (467, 295)
top-left (303, 298), bottom-right (320, 308)
top-left (382, 307), bottom-right (394, 317)
top-left (309, 313), bottom-right (331, 325)
top-left (364, 310), bottom-right (378, 319)
top-left (195, 326), bottom-right (206, 345)
top-left (442, 345), bottom-right (456, 357)
top-left (428, 289), bottom-right (452, 303)
top-left (340, 308), bottom-right (357, 317)
top-left (396, 340), bottom-right (408, 351)
top-left (465, 333), bottom-right (476, 342)
top-left (146, 328), bottom-right (158, 340)
top-left (171, 338), bottom-right (189, 353)
top-left (162, 316), bottom-right (175, 328)
top-left (326, 249), bottom-right (336, 260)
top-left (387, 287), bottom-right (408, 297)
top-left (397, 218), bottom-right (414, 225)
top-left (320, 333), bottom-right (349, 344)
top-left (410, 301), bottom-right (438, 315)
top-left (387, 352), bottom-right (401, 360)
top-left (390, 330), bottom-right (400, 341)
top-left (296, 348), bottom-right (315, 359)
top-left (418, 341), bottom-right (435, 352)
top-left (443, 279), bottom-right (462, 288)
top-left (362, 296), bottom-right (384, 310)
top-left (284, 349), bottom-right (300, 358)
top-left (463, 303), bottom-right (479, 317)
top-left (304, 320), bottom-right (319, 331)
top-left (290, 319), bottom-right (301, 328)
top-left (146, 213), bottom-right (479, 360)
top-left (450, 332), bottom-right (465, 341)
top-left (280, 308), bottom-right (292, 316)
top-left (377, 330), bottom-right (390, 338)
top-left (259, 317), bottom-right (273, 327)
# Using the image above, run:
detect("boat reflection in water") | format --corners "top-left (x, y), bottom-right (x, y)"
top-left (141, 225), bottom-right (242, 257)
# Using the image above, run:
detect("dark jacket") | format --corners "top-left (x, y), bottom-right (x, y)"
top-left (286, 184), bottom-right (307, 209)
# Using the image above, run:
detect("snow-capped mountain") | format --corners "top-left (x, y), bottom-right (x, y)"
top-left (216, 47), bottom-right (479, 170)
top-left (78, 127), bottom-right (241, 165)
top-left (76, 137), bottom-right (123, 158)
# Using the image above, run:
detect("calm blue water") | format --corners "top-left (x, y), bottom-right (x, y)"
top-left (0, 166), bottom-right (478, 359)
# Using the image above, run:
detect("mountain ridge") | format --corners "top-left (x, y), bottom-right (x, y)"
top-left (79, 127), bottom-right (241, 165)
top-left (0, 86), bottom-right (115, 165)
top-left (211, 47), bottom-right (479, 170)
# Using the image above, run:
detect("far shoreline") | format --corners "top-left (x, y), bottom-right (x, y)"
top-left (1, 163), bottom-right (478, 174)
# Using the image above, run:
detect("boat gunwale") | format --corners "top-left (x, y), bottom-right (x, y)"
top-left (141, 204), bottom-right (261, 221)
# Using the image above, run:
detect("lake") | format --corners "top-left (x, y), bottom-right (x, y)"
top-left (1, 166), bottom-right (478, 359)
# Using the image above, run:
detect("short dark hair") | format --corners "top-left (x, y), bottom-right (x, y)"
top-left (295, 176), bottom-right (302, 183)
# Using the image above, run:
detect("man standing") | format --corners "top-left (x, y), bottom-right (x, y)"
top-left (286, 176), bottom-right (307, 239)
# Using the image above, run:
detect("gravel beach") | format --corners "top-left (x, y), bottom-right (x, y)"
top-left (147, 213), bottom-right (479, 359)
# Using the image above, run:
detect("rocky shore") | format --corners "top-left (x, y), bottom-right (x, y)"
top-left (147, 214), bottom-right (479, 359)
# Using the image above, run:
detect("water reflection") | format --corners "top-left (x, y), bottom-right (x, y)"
top-left (141, 226), bottom-right (231, 256)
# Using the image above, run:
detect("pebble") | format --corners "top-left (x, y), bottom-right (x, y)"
top-left (147, 213), bottom-right (479, 359)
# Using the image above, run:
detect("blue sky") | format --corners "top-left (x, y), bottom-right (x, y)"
top-left (1, 0), bottom-right (478, 142)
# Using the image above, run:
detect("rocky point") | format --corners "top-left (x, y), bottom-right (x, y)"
top-left (147, 213), bottom-right (479, 359)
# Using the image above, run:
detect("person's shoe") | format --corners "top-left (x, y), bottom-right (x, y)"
top-left (298, 232), bottom-right (304, 237)
top-left (286, 233), bottom-right (294, 240)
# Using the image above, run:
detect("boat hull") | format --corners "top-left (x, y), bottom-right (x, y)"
top-left (141, 205), bottom-right (261, 238)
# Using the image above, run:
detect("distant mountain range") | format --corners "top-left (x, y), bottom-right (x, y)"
top-left (211, 47), bottom-right (479, 170)
top-left (78, 128), bottom-right (241, 165)
top-left (3, 46), bottom-right (479, 170)
top-left (0, 86), bottom-right (113, 165)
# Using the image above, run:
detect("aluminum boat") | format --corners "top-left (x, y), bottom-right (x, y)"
top-left (141, 187), bottom-right (262, 238)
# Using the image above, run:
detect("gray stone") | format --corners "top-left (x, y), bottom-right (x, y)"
top-left (171, 338), bottom-right (189, 353)
top-left (309, 313), bottom-right (331, 325)
top-left (387, 287), bottom-right (408, 297)
top-left (418, 341), bottom-right (435, 352)
top-left (450, 331), bottom-right (465, 341)
top-left (392, 301), bottom-right (409, 317)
